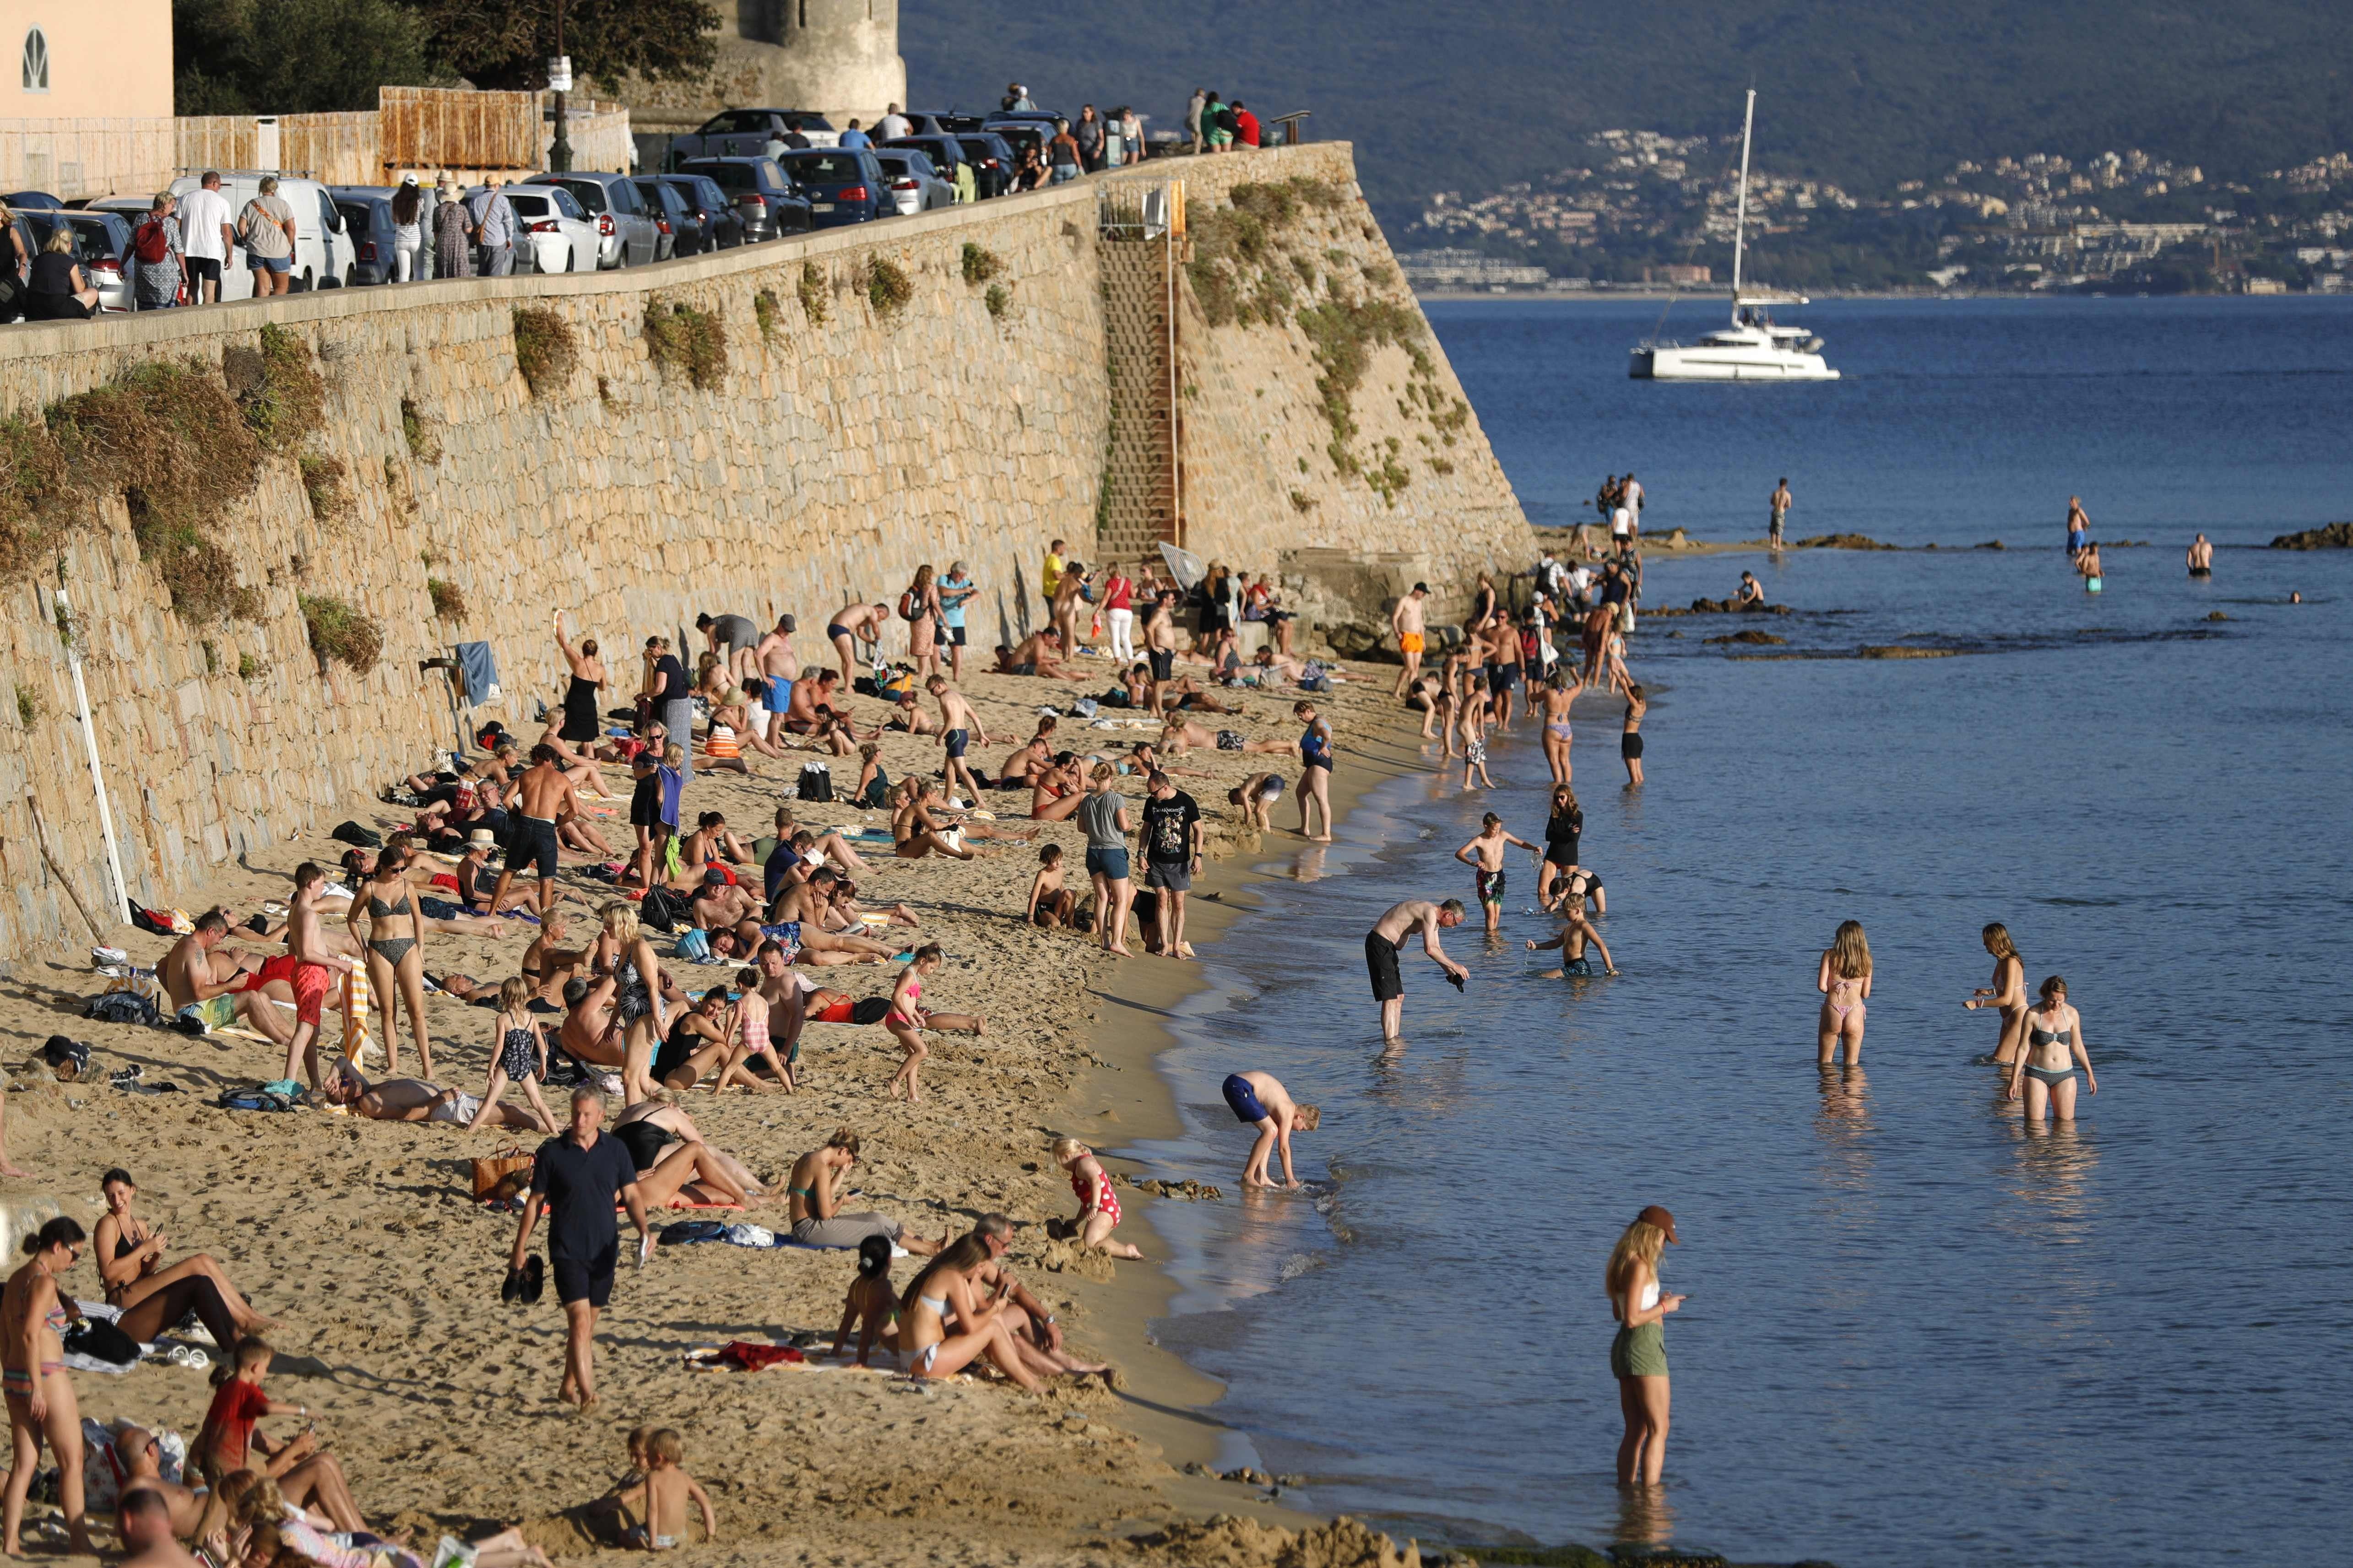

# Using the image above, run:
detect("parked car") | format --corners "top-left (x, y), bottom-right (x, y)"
top-left (677, 157), bottom-right (811, 243)
top-left (652, 173), bottom-right (744, 253)
top-left (986, 120), bottom-right (1053, 168)
top-left (25, 210), bottom-right (134, 311)
top-left (629, 177), bottom-right (689, 260)
top-left (163, 173), bottom-right (354, 295)
top-left (953, 132), bottom-right (1019, 199)
top-left (773, 148), bottom-right (889, 228)
top-left (873, 150), bottom-right (955, 216)
top-left (326, 184), bottom-right (448, 284)
top-left (496, 186), bottom-right (599, 275)
top-left (903, 111), bottom-right (990, 134)
top-left (881, 135), bottom-right (972, 195)
top-left (670, 108), bottom-right (840, 163)
top-left (4, 190), bottom-right (62, 211)
top-left (523, 173), bottom-right (659, 269)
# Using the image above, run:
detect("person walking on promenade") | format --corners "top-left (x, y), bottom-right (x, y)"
top-left (433, 174), bottom-right (472, 277)
top-left (1608, 1206), bottom-right (1685, 1489)
top-left (1816, 919), bottom-right (1872, 1066)
top-left (508, 1087), bottom-right (652, 1409)
top-left (1365, 898), bottom-right (1469, 1039)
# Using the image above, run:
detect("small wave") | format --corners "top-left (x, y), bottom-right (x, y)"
top-left (1279, 1250), bottom-right (1333, 1283)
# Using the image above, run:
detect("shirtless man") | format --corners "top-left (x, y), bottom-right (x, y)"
top-left (826, 601), bottom-right (890, 683)
top-left (1390, 582), bottom-right (1430, 699)
top-left (280, 865), bottom-right (356, 1090)
top-left (2186, 533), bottom-right (2214, 578)
top-left (1157, 717), bottom-right (1289, 756)
top-left (1219, 1070), bottom-right (1320, 1189)
top-left (781, 670), bottom-right (858, 754)
top-left (486, 746), bottom-right (582, 917)
top-left (1769, 477), bottom-right (1792, 550)
top-left (163, 911), bottom-right (293, 1047)
top-left (1364, 897), bottom-right (1469, 1040)
top-left (1454, 812), bottom-right (1541, 933)
top-left (1143, 591), bottom-right (1181, 715)
top-left (995, 629), bottom-right (1090, 681)
top-left (994, 735), bottom-right (1052, 791)
top-left (116, 1490), bottom-right (196, 1568)
top-left (1050, 562), bottom-right (1091, 656)
top-left (520, 915), bottom-right (588, 1007)
top-left (321, 1059), bottom-right (541, 1129)
top-left (755, 939), bottom-right (813, 1074)
top-left (2065, 495), bottom-right (2092, 560)
top-left (753, 615), bottom-right (801, 744)
top-left (114, 1426), bottom-right (204, 1546)
top-left (765, 871), bottom-right (900, 963)
top-left (928, 676), bottom-right (993, 803)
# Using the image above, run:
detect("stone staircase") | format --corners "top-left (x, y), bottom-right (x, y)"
top-left (1095, 237), bottom-right (1182, 572)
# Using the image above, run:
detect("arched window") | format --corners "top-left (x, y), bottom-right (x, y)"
top-left (22, 27), bottom-right (49, 92)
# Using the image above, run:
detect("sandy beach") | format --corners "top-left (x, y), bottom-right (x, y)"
top-left (0, 644), bottom-right (1441, 1568)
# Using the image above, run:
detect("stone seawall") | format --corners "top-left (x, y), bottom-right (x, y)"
top-left (0, 144), bottom-right (1528, 960)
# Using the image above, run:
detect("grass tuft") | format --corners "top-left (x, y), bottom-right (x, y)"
top-left (298, 593), bottom-right (383, 676)
top-left (862, 257), bottom-right (914, 320)
top-left (0, 413), bottom-right (70, 577)
top-left (513, 307), bottom-right (578, 397)
top-left (644, 299), bottom-right (729, 390)
top-left (299, 453), bottom-right (354, 525)
top-left (233, 325), bottom-right (326, 454)
top-left (985, 282), bottom-right (1011, 319)
top-left (754, 289), bottom-right (782, 343)
top-left (798, 261), bottom-right (830, 324)
top-left (961, 242), bottom-right (1004, 286)
top-left (426, 578), bottom-right (467, 621)
top-left (400, 397), bottom-right (441, 461)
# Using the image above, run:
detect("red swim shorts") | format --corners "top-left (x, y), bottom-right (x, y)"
top-left (292, 962), bottom-right (331, 1026)
top-left (239, 953), bottom-right (298, 992)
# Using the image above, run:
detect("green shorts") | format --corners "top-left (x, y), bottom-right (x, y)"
top-left (1208, 130), bottom-right (1233, 148)
top-left (179, 994), bottom-right (236, 1033)
top-left (1611, 1321), bottom-right (1667, 1379)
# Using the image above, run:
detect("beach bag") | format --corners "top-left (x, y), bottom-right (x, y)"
top-left (797, 762), bottom-right (834, 803)
top-left (128, 904), bottom-right (179, 936)
top-left (471, 1143), bottom-right (535, 1201)
top-left (64, 1317), bottom-right (141, 1367)
top-left (636, 886), bottom-right (687, 933)
top-left (331, 820), bottom-right (383, 849)
top-left (133, 218), bottom-right (172, 265)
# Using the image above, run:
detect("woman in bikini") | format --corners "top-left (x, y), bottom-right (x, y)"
top-left (1051, 1139), bottom-right (1144, 1259)
top-left (1621, 682), bottom-right (1646, 785)
top-left (1537, 671), bottom-right (1580, 785)
top-left (2007, 975), bottom-right (2097, 1122)
top-left (884, 946), bottom-right (945, 1103)
top-left (903, 564), bottom-right (944, 679)
top-left (1964, 922), bottom-right (2029, 1066)
top-left (1029, 753), bottom-right (1090, 823)
top-left (1815, 919), bottom-right (1872, 1066)
top-left (651, 987), bottom-right (734, 1092)
top-left (3, 1218), bottom-right (96, 1557)
top-left (350, 853), bottom-right (432, 1077)
top-left (894, 779), bottom-right (979, 860)
top-left (591, 902), bottom-right (668, 1105)
top-left (92, 1170), bottom-right (273, 1341)
top-left (785, 1128), bottom-right (947, 1253)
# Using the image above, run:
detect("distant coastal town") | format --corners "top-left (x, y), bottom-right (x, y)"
top-left (1402, 129), bottom-right (2353, 296)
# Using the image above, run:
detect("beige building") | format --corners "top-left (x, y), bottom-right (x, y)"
top-left (1, 0), bottom-right (175, 197)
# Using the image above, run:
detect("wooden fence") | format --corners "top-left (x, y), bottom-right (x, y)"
top-left (175, 112), bottom-right (380, 185)
top-left (170, 88), bottom-right (633, 188)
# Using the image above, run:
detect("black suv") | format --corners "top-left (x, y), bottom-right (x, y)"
top-left (678, 157), bottom-right (813, 242)
top-left (653, 173), bottom-right (745, 253)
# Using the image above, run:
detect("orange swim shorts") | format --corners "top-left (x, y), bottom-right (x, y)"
top-left (1399, 633), bottom-right (1426, 654)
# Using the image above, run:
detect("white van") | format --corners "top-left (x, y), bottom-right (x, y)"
top-left (166, 172), bottom-right (358, 299)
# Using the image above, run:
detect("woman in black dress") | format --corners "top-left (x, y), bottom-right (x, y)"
top-left (555, 611), bottom-right (606, 746)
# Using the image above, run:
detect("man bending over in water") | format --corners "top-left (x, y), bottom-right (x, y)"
top-left (1365, 898), bottom-right (1469, 1040)
top-left (1220, 1070), bottom-right (1320, 1189)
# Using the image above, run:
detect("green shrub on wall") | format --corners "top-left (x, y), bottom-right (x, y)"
top-left (798, 262), bottom-right (830, 324)
top-left (961, 242), bottom-right (1003, 286)
top-left (754, 289), bottom-right (782, 343)
top-left (645, 299), bottom-right (729, 390)
top-left (400, 397), bottom-right (441, 461)
top-left (513, 307), bottom-right (579, 397)
top-left (862, 257), bottom-right (914, 320)
top-left (0, 414), bottom-right (68, 577)
top-left (985, 282), bottom-right (1011, 319)
top-left (299, 593), bottom-right (383, 676)
top-left (231, 324), bottom-right (326, 454)
top-left (299, 453), bottom-right (354, 525)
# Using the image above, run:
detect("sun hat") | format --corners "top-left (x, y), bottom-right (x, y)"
top-left (466, 828), bottom-right (498, 849)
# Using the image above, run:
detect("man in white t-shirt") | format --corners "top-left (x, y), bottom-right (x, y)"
top-left (1610, 506), bottom-right (1632, 543)
top-left (178, 172), bottom-right (234, 304)
top-left (1621, 472), bottom-right (1644, 534)
top-left (875, 103), bottom-right (911, 141)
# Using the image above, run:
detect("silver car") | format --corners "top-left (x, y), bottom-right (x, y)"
top-left (873, 150), bottom-right (956, 216)
top-left (522, 173), bottom-right (659, 269)
top-left (36, 210), bottom-right (135, 311)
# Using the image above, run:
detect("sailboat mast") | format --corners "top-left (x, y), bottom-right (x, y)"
top-left (1730, 88), bottom-right (1754, 321)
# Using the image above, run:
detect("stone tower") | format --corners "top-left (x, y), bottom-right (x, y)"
top-left (624, 0), bottom-right (907, 139)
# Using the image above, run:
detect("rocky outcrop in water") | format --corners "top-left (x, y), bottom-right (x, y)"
top-left (1705, 629), bottom-right (1788, 645)
top-left (1794, 533), bottom-right (1899, 550)
top-left (2269, 521), bottom-right (2353, 549)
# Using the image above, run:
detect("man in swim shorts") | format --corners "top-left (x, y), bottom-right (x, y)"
top-left (280, 864), bottom-right (354, 1091)
top-left (1364, 897), bottom-right (1470, 1040)
top-left (2186, 534), bottom-right (2213, 578)
top-left (1220, 1070), bottom-right (1320, 1188)
top-left (162, 909), bottom-right (292, 1047)
top-left (1390, 582), bottom-right (1430, 698)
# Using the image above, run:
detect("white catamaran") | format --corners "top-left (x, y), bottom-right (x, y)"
top-left (1630, 90), bottom-right (1840, 382)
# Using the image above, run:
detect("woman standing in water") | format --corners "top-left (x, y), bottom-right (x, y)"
top-left (1537, 672), bottom-right (1578, 784)
top-left (1621, 684), bottom-right (1647, 786)
top-left (1964, 923), bottom-right (2029, 1065)
top-left (1815, 920), bottom-right (1872, 1066)
top-left (2007, 976), bottom-right (2097, 1122)
top-left (1607, 1206), bottom-right (1684, 1489)
top-left (1538, 784), bottom-right (1584, 911)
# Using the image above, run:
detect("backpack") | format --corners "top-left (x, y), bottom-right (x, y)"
top-left (133, 217), bottom-right (171, 264)
top-left (898, 590), bottom-right (923, 622)
top-left (636, 887), bottom-right (688, 933)
top-left (796, 762), bottom-right (834, 803)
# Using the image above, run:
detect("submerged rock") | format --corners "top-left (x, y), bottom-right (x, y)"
top-left (1859, 645), bottom-right (1960, 659)
top-left (1704, 629), bottom-right (1788, 646)
top-left (1793, 533), bottom-right (1899, 550)
top-left (2206, 610), bottom-right (2231, 621)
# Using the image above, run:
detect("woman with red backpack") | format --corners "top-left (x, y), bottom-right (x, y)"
top-left (127, 193), bottom-right (186, 312)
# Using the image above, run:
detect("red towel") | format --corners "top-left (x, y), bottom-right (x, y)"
top-left (716, 1341), bottom-right (803, 1370)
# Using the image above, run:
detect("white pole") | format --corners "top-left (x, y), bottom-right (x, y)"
top-left (55, 590), bottom-right (131, 926)
top-left (1730, 89), bottom-right (1755, 320)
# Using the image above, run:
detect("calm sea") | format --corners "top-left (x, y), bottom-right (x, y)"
top-left (1128, 297), bottom-right (2353, 1565)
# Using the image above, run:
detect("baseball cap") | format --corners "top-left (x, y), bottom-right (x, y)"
top-left (1636, 1205), bottom-right (1679, 1243)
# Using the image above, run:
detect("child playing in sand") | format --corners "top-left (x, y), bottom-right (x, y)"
top-left (467, 977), bottom-right (559, 1133)
top-left (1052, 1138), bottom-right (1145, 1259)
top-left (1025, 845), bottom-right (1079, 930)
top-left (883, 946), bottom-right (945, 1103)
top-left (621, 1429), bottom-right (715, 1551)
top-left (831, 1234), bottom-right (903, 1366)
top-left (1226, 772), bottom-right (1284, 831)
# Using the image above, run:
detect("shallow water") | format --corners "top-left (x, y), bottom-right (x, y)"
top-left (1128, 297), bottom-right (2353, 1565)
